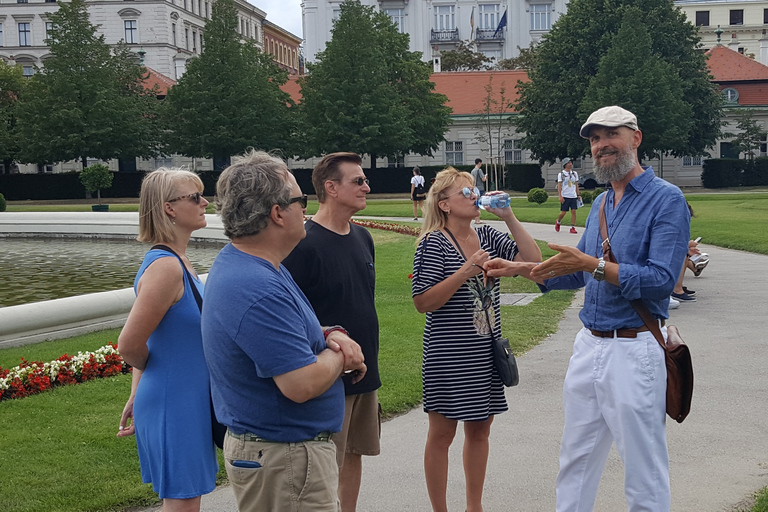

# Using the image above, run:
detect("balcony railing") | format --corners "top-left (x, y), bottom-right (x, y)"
top-left (475, 28), bottom-right (505, 41)
top-left (430, 28), bottom-right (460, 43)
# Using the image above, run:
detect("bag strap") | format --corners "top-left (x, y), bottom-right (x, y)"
top-left (598, 200), bottom-right (667, 352)
top-left (150, 244), bottom-right (203, 313)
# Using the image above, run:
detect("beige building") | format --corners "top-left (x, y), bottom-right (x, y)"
top-left (675, 0), bottom-right (768, 65)
top-left (262, 19), bottom-right (302, 75)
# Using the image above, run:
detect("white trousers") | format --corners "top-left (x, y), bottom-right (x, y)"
top-left (556, 328), bottom-right (670, 512)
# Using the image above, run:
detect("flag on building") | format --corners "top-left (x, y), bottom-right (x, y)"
top-left (493, 9), bottom-right (508, 37)
top-left (470, 6), bottom-right (475, 40)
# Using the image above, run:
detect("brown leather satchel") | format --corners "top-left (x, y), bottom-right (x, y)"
top-left (598, 200), bottom-right (694, 423)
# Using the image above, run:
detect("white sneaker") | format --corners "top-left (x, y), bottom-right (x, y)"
top-left (668, 297), bottom-right (680, 310)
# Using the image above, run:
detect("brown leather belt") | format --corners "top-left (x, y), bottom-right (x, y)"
top-left (589, 320), bottom-right (665, 339)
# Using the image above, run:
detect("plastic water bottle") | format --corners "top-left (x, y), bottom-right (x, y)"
top-left (476, 193), bottom-right (511, 209)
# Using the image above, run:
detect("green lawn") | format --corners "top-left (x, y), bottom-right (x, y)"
top-left (0, 230), bottom-right (572, 511)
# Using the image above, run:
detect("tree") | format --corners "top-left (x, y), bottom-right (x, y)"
top-left (79, 163), bottom-right (113, 204)
top-left (440, 41), bottom-right (492, 71)
top-left (15, 0), bottom-right (162, 167)
top-left (474, 75), bottom-right (515, 187)
top-left (0, 61), bottom-right (25, 173)
top-left (496, 43), bottom-right (538, 71)
top-left (731, 109), bottom-right (766, 161)
top-left (579, 10), bottom-right (692, 161)
top-left (515, 0), bottom-right (723, 164)
top-left (163, 0), bottom-right (294, 167)
top-left (299, 0), bottom-right (451, 169)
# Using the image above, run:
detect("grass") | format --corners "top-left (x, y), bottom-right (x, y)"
top-left (0, 230), bottom-right (573, 511)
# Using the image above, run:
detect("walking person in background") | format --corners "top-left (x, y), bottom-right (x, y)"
top-left (284, 152), bottom-right (382, 512)
top-left (411, 166), bottom-right (427, 220)
top-left (470, 158), bottom-right (486, 224)
top-left (117, 169), bottom-right (218, 512)
top-left (555, 158), bottom-right (581, 234)
top-left (412, 167), bottom-right (541, 512)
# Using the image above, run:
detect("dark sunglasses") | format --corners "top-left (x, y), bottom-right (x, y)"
top-left (168, 192), bottom-right (203, 204)
top-left (288, 194), bottom-right (308, 208)
top-left (333, 177), bottom-right (370, 186)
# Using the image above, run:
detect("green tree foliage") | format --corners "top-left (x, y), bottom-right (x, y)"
top-left (730, 109), bottom-right (767, 161)
top-left (579, 10), bottom-right (692, 161)
top-left (15, 0), bottom-right (161, 166)
top-left (299, 0), bottom-right (451, 169)
top-left (440, 40), bottom-right (492, 71)
top-left (515, 0), bottom-right (722, 163)
top-left (0, 62), bottom-right (25, 170)
top-left (164, 0), bottom-right (293, 167)
top-left (79, 163), bottom-right (113, 203)
top-left (496, 43), bottom-right (538, 70)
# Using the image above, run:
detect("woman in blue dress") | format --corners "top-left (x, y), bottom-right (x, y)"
top-left (117, 169), bottom-right (218, 511)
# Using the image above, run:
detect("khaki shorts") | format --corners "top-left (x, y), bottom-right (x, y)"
top-left (332, 390), bottom-right (382, 467)
top-left (224, 432), bottom-right (340, 512)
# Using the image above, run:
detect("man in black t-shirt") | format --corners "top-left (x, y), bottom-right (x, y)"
top-left (283, 152), bottom-right (380, 512)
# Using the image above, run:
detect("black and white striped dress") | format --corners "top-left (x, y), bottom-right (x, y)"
top-left (412, 226), bottom-right (519, 421)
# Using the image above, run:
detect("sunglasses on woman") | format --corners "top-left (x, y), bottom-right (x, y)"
top-left (460, 187), bottom-right (480, 199)
top-left (168, 192), bottom-right (204, 204)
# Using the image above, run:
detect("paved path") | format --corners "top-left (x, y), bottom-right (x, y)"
top-left (142, 218), bottom-right (768, 512)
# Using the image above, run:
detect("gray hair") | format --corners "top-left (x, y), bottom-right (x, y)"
top-left (215, 150), bottom-right (293, 239)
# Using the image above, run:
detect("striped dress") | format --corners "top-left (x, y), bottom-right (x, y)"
top-left (412, 226), bottom-right (519, 421)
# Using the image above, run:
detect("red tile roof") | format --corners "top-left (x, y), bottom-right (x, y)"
top-left (280, 70), bottom-right (529, 116)
top-left (705, 45), bottom-right (768, 82)
top-left (143, 66), bottom-right (176, 96)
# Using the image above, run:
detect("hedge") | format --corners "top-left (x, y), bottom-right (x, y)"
top-left (701, 159), bottom-right (744, 188)
top-left (0, 165), bottom-right (478, 201)
top-left (505, 163), bottom-right (545, 192)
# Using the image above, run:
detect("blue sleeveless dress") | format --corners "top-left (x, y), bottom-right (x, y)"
top-left (132, 250), bottom-right (218, 499)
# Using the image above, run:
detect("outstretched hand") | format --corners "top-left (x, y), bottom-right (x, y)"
top-left (530, 243), bottom-right (589, 280)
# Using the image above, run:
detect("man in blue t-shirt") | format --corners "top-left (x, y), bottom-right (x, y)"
top-left (202, 150), bottom-right (366, 512)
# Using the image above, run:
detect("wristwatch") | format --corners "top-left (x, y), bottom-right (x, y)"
top-left (323, 325), bottom-right (349, 339)
top-left (592, 257), bottom-right (606, 281)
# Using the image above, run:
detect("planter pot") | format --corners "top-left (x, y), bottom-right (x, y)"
top-left (91, 204), bottom-right (109, 212)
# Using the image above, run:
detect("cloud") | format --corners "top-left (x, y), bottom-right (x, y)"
top-left (251, 0), bottom-right (303, 38)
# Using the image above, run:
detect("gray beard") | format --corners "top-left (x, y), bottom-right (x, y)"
top-left (593, 148), bottom-right (636, 183)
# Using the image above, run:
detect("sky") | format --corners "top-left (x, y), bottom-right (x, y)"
top-left (252, 0), bottom-right (304, 39)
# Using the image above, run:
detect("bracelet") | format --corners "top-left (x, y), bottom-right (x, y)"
top-left (323, 325), bottom-right (349, 339)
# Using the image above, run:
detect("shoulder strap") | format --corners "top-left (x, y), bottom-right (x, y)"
top-left (598, 201), bottom-right (667, 352)
top-left (150, 244), bottom-right (203, 313)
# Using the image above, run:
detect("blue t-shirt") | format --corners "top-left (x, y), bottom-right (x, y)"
top-left (201, 243), bottom-right (344, 442)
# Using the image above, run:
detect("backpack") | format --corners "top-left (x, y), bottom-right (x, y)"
top-left (415, 178), bottom-right (426, 198)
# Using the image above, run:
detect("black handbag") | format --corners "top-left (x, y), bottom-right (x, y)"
top-left (484, 306), bottom-right (519, 387)
top-left (151, 245), bottom-right (227, 448)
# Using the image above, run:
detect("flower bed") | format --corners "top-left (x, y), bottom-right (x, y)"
top-left (0, 343), bottom-right (130, 402)
top-left (351, 219), bottom-right (420, 237)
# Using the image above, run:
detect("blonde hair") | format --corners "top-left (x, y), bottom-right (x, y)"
top-left (418, 167), bottom-right (474, 242)
top-left (137, 168), bottom-right (204, 244)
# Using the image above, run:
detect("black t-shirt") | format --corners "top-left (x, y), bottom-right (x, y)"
top-left (283, 220), bottom-right (381, 394)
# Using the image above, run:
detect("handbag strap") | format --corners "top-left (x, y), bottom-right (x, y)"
top-left (444, 228), bottom-right (497, 343)
top-left (598, 200), bottom-right (667, 352)
top-left (150, 244), bottom-right (203, 313)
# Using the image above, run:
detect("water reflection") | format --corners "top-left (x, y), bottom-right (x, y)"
top-left (0, 238), bottom-right (224, 307)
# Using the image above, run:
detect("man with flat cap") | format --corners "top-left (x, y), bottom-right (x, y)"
top-left (486, 105), bottom-right (690, 511)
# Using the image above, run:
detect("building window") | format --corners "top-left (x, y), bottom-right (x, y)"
top-left (172, 23), bottom-right (177, 46)
top-left (155, 157), bottom-right (174, 168)
top-left (682, 156), bottom-right (702, 166)
top-left (206, 2), bottom-right (210, 19)
top-left (445, 141), bottom-right (463, 165)
top-left (0, 23), bottom-right (3, 47)
top-left (482, 48), bottom-right (501, 62)
top-left (332, 8), bottom-right (341, 22)
top-left (199, 33), bottom-right (203, 51)
top-left (530, 4), bottom-right (552, 31)
top-left (764, 8), bottom-right (768, 24)
top-left (722, 87), bottom-right (739, 103)
top-left (183, 0), bottom-right (187, 10)
top-left (387, 154), bottom-right (405, 167)
top-left (504, 139), bottom-right (523, 163)
top-left (386, 8), bottom-right (405, 33)
top-left (198, 0), bottom-right (202, 16)
top-left (434, 5), bottom-right (456, 31)
top-left (17, 0), bottom-right (28, 3)
top-left (124, 20), bottom-right (138, 44)
top-left (729, 9), bottom-right (743, 25)
top-left (192, 31), bottom-right (197, 53)
top-left (19, 23), bottom-right (31, 46)
top-left (695, 11), bottom-right (709, 27)
top-left (478, 3), bottom-right (501, 29)
top-left (760, 134), bottom-right (767, 156)
top-left (185, 28), bottom-right (189, 50)
top-left (22, 65), bottom-right (35, 78)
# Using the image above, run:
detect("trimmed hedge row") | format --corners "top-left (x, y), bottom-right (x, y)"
top-left (702, 158), bottom-right (768, 188)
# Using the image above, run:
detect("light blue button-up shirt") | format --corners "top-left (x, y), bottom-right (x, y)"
top-left (541, 167), bottom-right (690, 331)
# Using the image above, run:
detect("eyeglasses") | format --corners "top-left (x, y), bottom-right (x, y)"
top-left (333, 177), bottom-right (370, 186)
top-left (168, 192), bottom-right (203, 204)
top-left (459, 187), bottom-right (480, 199)
top-left (288, 194), bottom-right (308, 208)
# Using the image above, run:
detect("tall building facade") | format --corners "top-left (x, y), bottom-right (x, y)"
top-left (302, 0), bottom-right (569, 65)
top-left (263, 19), bottom-right (302, 74)
top-left (675, 0), bottom-right (768, 65)
top-left (0, 0), bottom-right (266, 80)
